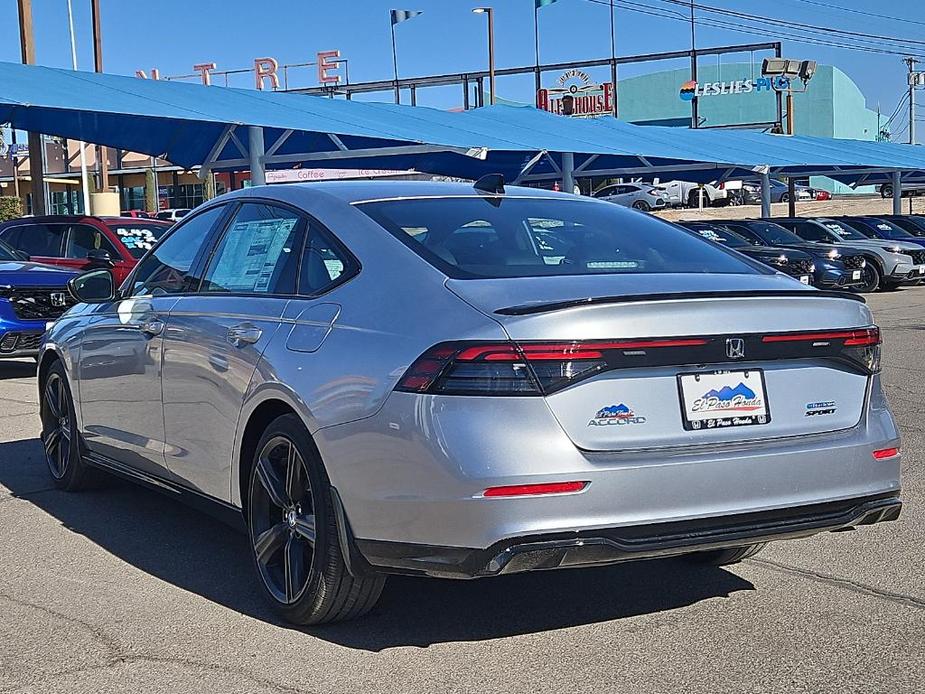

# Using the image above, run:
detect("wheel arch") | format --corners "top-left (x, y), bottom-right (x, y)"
top-left (233, 385), bottom-right (324, 512)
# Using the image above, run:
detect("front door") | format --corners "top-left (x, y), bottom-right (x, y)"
top-left (160, 202), bottom-right (305, 499)
top-left (76, 295), bottom-right (177, 476)
top-left (76, 205), bottom-right (228, 477)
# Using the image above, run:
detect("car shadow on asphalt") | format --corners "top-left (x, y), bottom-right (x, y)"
top-left (0, 437), bottom-right (756, 651)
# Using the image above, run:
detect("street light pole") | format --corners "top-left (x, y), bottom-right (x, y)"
top-left (473, 8), bottom-right (495, 105)
top-left (91, 0), bottom-right (110, 193)
top-left (66, 0), bottom-right (91, 215)
top-left (16, 0), bottom-right (46, 215)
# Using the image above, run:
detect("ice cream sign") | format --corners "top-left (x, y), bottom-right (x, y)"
top-left (679, 76), bottom-right (790, 101)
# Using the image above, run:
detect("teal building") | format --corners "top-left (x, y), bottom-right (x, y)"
top-left (614, 63), bottom-right (882, 193)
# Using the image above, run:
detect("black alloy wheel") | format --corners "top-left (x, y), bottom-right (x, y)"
top-left (246, 414), bottom-right (385, 624)
top-left (250, 434), bottom-right (317, 605)
top-left (632, 200), bottom-right (651, 212)
top-left (39, 362), bottom-right (93, 490)
top-left (856, 262), bottom-right (882, 293)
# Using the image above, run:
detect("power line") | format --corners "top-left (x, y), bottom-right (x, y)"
top-left (655, 0), bottom-right (925, 49)
top-left (779, 0), bottom-right (925, 29)
top-left (580, 0), bottom-right (925, 59)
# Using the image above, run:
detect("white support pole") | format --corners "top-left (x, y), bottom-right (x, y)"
top-left (892, 171), bottom-right (902, 215)
top-left (561, 152), bottom-right (575, 194)
top-left (248, 126), bottom-right (266, 186)
top-left (760, 170), bottom-right (772, 218)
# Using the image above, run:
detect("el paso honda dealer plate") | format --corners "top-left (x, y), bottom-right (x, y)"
top-left (678, 369), bottom-right (770, 431)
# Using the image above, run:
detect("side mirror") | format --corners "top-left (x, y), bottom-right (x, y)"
top-left (68, 269), bottom-right (115, 304)
top-left (87, 249), bottom-right (114, 267)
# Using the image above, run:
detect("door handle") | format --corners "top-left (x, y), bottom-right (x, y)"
top-left (227, 323), bottom-right (262, 347)
top-left (139, 319), bottom-right (164, 337)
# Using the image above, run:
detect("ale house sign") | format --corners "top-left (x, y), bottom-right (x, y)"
top-left (536, 69), bottom-right (614, 117)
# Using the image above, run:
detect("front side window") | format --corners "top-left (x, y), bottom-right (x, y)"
top-left (131, 205), bottom-right (225, 296)
top-left (358, 196), bottom-right (761, 279)
top-left (64, 224), bottom-right (119, 259)
top-left (202, 203), bottom-right (303, 295)
top-left (819, 220), bottom-right (867, 241)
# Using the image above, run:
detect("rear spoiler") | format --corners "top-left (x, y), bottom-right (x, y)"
top-left (495, 289), bottom-right (866, 316)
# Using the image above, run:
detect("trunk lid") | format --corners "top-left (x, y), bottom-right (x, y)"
top-left (447, 274), bottom-right (874, 451)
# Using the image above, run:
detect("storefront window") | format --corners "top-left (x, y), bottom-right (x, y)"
top-left (168, 183), bottom-right (204, 209)
top-left (120, 186), bottom-right (146, 212)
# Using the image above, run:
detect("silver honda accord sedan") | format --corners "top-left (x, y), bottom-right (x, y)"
top-left (38, 180), bottom-right (902, 624)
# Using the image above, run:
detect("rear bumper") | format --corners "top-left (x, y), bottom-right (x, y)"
top-left (354, 492), bottom-right (901, 579)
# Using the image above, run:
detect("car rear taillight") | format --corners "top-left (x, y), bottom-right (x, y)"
top-left (761, 327), bottom-right (881, 373)
top-left (396, 338), bottom-right (710, 396)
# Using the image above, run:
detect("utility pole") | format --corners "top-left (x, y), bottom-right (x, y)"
top-left (905, 57), bottom-right (919, 146)
top-left (16, 0), bottom-right (45, 215)
top-left (91, 0), bottom-right (110, 192)
top-left (689, 0), bottom-right (699, 128)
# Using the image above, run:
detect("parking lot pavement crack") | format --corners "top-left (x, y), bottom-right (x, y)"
top-left (0, 591), bottom-right (123, 658)
top-left (0, 594), bottom-right (315, 694)
top-left (1, 655), bottom-right (319, 694)
top-left (751, 558), bottom-right (925, 609)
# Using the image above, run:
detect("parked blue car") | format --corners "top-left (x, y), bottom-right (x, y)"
top-left (0, 239), bottom-right (76, 359)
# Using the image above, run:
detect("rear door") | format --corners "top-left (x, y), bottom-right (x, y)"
top-left (160, 201), bottom-right (304, 498)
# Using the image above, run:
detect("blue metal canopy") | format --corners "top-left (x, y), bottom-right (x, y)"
top-left (0, 60), bottom-right (924, 188)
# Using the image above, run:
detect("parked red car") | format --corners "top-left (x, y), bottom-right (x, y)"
top-left (814, 190), bottom-right (832, 201)
top-left (0, 215), bottom-right (172, 284)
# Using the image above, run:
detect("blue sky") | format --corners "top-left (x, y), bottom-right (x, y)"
top-left (0, 0), bottom-right (921, 136)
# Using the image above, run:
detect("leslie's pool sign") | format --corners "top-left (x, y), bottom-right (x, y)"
top-left (537, 69), bottom-right (614, 117)
top-left (679, 76), bottom-right (791, 101)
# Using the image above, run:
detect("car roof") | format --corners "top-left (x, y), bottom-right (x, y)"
top-left (0, 214), bottom-right (169, 225)
top-left (227, 180), bottom-right (574, 205)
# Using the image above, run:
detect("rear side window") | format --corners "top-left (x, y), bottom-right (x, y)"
top-left (64, 224), bottom-right (119, 259)
top-left (201, 203), bottom-right (303, 295)
top-left (2, 223), bottom-right (66, 257)
top-left (357, 196), bottom-right (761, 279)
top-left (299, 224), bottom-right (356, 295)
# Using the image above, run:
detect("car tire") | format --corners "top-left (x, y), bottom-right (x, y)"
top-left (780, 193), bottom-right (790, 203)
top-left (881, 186), bottom-right (892, 199)
top-left (684, 542), bottom-right (767, 566)
top-left (856, 263), bottom-right (881, 293)
top-left (246, 413), bottom-right (385, 625)
top-left (632, 200), bottom-right (651, 212)
top-left (40, 361), bottom-right (95, 491)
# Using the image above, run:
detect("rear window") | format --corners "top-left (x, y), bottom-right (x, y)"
top-left (108, 222), bottom-right (170, 258)
top-left (357, 196), bottom-right (762, 279)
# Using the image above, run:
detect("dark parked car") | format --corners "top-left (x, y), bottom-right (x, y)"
top-left (708, 219), bottom-right (868, 292)
top-left (0, 216), bottom-right (172, 285)
top-left (680, 221), bottom-right (815, 285)
top-left (768, 217), bottom-right (925, 291)
top-left (835, 217), bottom-right (925, 249)
top-left (875, 215), bottom-right (925, 237)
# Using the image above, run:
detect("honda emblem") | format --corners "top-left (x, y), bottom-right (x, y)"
top-left (50, 292), bottom-right (67, 307)
top-left (725, 338), bottom-right (746, 359)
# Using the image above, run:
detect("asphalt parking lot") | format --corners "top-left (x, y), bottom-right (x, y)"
top-left (1, 291), bottom-right (923, 694)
